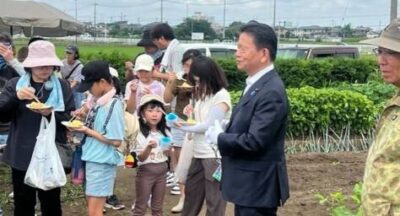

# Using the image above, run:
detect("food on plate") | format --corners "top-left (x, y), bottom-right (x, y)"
top-left (69, 120), bottom-right (83, 127)
top-left (186, 118), bottom-right (196, 124)
top-left (179, 82), bottom-right (193, 88)
top-left (29, 101), bottom-right (46, 109)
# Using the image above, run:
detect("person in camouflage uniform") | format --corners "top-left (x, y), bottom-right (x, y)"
top-left (361, 18), bottom-right (400, 215)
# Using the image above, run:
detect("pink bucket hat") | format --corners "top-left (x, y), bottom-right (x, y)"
top-left (23, 40), bottom-right (63, 68)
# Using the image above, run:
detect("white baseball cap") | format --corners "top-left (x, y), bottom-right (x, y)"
top-left (109, 67), bottom-right (119, 78)
top-left (134, 54), bottom-right (154, 72)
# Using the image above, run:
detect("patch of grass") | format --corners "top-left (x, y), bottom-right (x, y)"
top-left (12, 39), bottom-right (144, 60)
top-left (0, 162), bottom-right (87, 214)
top-left (0, 163), bottom-right (13, 214)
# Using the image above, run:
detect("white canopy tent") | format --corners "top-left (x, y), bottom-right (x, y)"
top-left (0, 0), bottom-right (84, 37)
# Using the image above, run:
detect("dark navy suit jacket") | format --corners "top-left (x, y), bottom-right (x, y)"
top-left (218, 69), bottom-right (290, 208)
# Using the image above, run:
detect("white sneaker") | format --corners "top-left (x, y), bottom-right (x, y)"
top-left (166, 178), bottom-right (176, 187)
top-left (8, 192), bottom-right (13, 199)
top-left (170, 185), bottom-right (181, 195)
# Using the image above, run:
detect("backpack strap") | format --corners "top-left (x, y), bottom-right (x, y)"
top-left (101, 97), bottom-right (119, 135)
top-left (64, 63), bottom-right (81, 80)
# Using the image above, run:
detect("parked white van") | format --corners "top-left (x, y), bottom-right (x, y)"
top-left (181, 43), bottom-right (237, 58)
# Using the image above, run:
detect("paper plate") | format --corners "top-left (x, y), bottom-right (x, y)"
top-left (61, 121), bottom-right (84, 128)
top-left (26, 103), bottom-right (52, 110)
top-left (178, 120), bottom-right (197, 126)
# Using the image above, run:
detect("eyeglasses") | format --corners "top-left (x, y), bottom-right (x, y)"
top-left (372, 48), bottom-right (400, 56)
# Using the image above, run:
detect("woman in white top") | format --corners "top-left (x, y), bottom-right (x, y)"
top-left (172, 56), bottom-right (231, 216)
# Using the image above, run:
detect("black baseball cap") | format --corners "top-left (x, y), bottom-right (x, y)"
top-left (65, 44), bottom-right (79, 54)
top-left (77, 60), bottom-right (111, 92)
top-left (137, 29), bottom-right (157, 47)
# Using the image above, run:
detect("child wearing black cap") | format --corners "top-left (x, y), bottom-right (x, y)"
top-left (67, 60), bottom-right (125, 216)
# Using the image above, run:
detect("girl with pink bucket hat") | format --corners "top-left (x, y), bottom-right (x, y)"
top-left (0, 40), bottom-right (75, 216)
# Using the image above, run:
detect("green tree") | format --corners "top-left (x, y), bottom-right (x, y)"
top-left (342, 24), bottom-right (353, 38)
top-left (224, 21), bottom-right (245, 40)
top-left (174, 18), bottom-right (217, 40)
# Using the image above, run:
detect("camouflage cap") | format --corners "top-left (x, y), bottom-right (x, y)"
top-left (361, 18), bottom-right (400, 53)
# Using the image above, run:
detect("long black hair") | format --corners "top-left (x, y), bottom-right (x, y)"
top-left (188, 56), bottom-right (228, 100)
top-left (138, 100), bottom-right (169, 137)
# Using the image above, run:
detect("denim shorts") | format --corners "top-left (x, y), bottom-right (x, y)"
top-left (85, 162), bottom-right (117, 197)
top-left (171, 128), bottom-right (185, 147)
top-left (0, 134), bottom-right (8, 145)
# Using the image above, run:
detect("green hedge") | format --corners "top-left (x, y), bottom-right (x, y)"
top-left (287, 86), bottom-right (378, 135)
top-left (336, 80), bottom-right (396, 106)
top-left (217, 57), bottom-right (378, 91)
top-left (230, 86), bottom-right (379, 136)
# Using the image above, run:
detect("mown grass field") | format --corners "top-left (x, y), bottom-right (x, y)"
top-left (12, 39), bottom-right (144, 60)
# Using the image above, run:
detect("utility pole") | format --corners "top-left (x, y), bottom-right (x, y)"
top-left (186, 0), bottom-right (189, 18)
top-left (272, 0), bottom-right (276, 29)
top-left (161, 0), bottom-right (164, 22)
top-left (390, 0), bottom-right (398, 21)
top-left (222, 0), bottom-right (226, 39)
top-left (75, 0), bottom-right (78, 44)
top-left (94, 0), bottom-right (97, 42)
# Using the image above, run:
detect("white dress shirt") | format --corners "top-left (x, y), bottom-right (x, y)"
top-left (243, 64), bottom-right (275, 95)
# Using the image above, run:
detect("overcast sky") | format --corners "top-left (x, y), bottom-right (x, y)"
top-left (35, 0), bottom-right (397, 30)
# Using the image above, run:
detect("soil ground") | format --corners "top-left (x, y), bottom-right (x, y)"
top-left (0, 151), bottom-right (367, 216)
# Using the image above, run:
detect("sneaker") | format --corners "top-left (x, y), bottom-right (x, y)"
top-left (105, 195), bottom-right (125, 210)
top-left (8, 192), bottom-right (13, 199)
top-left (166, 172), bottom-right (175, 181)
top-left (166, 178), bottom-right (176, 187)
top-left (166, 171), bottom-right (174, 177)
top-left (170, 184), bottom-right (181, 195)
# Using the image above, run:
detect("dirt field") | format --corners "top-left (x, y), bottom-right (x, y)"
top-left (0, 151), bottom-right (367, 216)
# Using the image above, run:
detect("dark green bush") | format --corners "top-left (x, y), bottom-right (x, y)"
top-left (336, 81), bottom-right (396, 106)
top-left (287, 86), bottom-right (378, 135)
top-left (218, 57), bottom-right (378, 90)
top-left (230, 86), bottom-right (379, 136)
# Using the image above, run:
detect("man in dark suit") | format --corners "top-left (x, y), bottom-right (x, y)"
top-left (205, 21), bottom-right (290, 216)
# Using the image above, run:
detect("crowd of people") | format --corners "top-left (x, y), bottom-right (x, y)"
top-left (1, 18), bottom-right (400, 216)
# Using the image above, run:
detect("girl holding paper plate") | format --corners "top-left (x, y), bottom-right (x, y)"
top-left (169, 55), bottom-right (231, 216)
top-left (0, 40), bottom-right (75, 216)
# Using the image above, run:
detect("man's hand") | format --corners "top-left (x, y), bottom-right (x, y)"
top-left (125, 61), bottom-right (133, 71)
top-left (205, 120), bottom-right (223, 144)
top-left (167, 72), bottom-right (177, 82)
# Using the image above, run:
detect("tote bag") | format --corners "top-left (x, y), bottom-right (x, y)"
top-left (24, 111), bottom-right (67, 190)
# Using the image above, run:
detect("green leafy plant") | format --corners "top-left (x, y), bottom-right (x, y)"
top-left (287, 86), bottom-right (379, 136)
top-left (218, 57), bottom-right (378, 91)
top-left (315, 183), bottom-right (363, 216)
